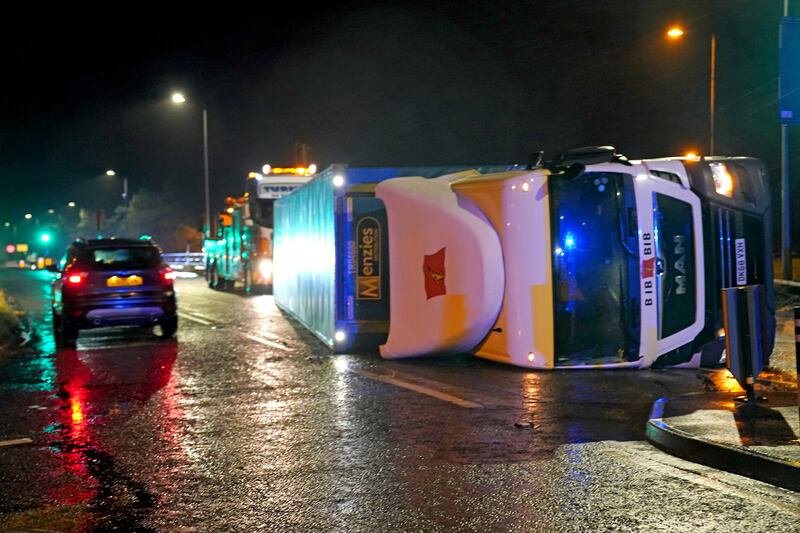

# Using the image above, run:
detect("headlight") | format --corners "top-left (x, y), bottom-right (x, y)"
top-left (710, 163), bottom-right (733, 198)
top-left (258, 259), bottom-right (273, 279)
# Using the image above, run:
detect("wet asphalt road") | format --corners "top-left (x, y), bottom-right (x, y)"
top-left (0, 269), bottom-right (797, 532)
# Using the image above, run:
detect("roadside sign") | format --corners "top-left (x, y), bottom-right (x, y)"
top-left (779, 18), bottom-right (800, 124)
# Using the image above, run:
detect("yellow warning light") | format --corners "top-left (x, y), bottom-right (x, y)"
top-left (666, 26), bottom-right (685, 40)
top-left (264, 165), bottom-right (319, 176)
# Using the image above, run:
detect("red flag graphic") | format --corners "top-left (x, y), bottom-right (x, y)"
top-left (423, 247), bottom-right (447, 300)
top-left (641, 257), bottom-right (655, 278)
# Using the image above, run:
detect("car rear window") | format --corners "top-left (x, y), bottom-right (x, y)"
top-left (74, 246), bottom-right (161, 270)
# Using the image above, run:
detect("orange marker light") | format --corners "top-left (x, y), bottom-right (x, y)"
top-left (667, 26), bottom-right (685, 39)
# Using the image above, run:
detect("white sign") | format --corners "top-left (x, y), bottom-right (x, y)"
top-left (735, 238), bottom-right (747, 286)
top-left (257, 184), bottom-right (300, 199)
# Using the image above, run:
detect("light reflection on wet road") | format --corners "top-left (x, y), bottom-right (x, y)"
top-left (0, 270), bottom-right (797, 531)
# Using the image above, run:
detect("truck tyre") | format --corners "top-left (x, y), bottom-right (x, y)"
top-left (159, 315), bottom-right (178, 338)
top-left (244, 264), bottom-right (253, 294)
top-left (210, 266), bottom-right (220, 290)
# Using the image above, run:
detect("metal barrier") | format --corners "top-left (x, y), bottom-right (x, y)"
top-left (721, 285), bottom-right (769, 402)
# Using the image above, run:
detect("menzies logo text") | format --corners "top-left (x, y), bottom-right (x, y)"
top-left (356, 217), bottom-right (381, 299)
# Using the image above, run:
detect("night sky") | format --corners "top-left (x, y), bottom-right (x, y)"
top-left (1, 1), bottom-right (794, 240)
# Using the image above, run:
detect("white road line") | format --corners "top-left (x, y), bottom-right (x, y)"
top-left (181, 309), bottom-right (217, 322)
top-left (179, 309), bottom-right (290, 349)
top-left (177, 312), bottom-right (212, 325)
top-left (240, 333), bottom-right (292, 352)
top-left (0, 438), bottom-right (33, 448)
top-left (76, 342), bottom-right (162, 352)
top-left (353, 369), bottom-right (482, 409)
top-left (245, 329), bottom-right (281, 340)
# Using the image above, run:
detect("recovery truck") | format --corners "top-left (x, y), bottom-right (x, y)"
top-left (273, 148), bottom-right (775, 369)
top-left (205, 165), bottom-right (315, 292)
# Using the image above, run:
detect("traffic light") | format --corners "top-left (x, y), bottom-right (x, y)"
top-left (39, 232), bottom-right (51, 244)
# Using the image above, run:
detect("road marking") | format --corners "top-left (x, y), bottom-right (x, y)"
top-left (244, 329), bottom-right (281, 340)
top-left (603, 443), bottom-right (800, 515)
top-left (76, 341), bottom-right (163, 352)
top-left (180, 308), bottom-right (291, 350)
top-left (240, 333), bottom-right (292, 352)
top-left (353, 369), bottom-right (482, 409)
top-left (177, 312), bottom-right (213, 325)
top-left (182, 309), bottom-right (216, 322)
top-left (0, 438), bottom-right (33, 448)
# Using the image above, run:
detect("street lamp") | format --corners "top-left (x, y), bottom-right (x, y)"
top-left (106, 169), bottom-right (128, 202)
top-left (171, 92), bottom-right (211, 238)
top-left (666, 25), bottom-right (717, 155)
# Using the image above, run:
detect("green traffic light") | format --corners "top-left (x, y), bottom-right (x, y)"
top-left (39, 233), bottom-right (51, 243)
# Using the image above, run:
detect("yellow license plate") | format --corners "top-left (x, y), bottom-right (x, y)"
top-left (106, 275), bottom-right (143, 287)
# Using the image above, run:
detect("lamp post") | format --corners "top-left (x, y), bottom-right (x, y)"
top-left (105, 169), bottom-right (128, 203)
top-left (171, 92), bottom-right (211, 239)
top-left (667, 26), bottom-right (717, 155)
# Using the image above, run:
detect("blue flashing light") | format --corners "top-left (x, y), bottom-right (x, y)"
top-left (564, 233), bottom-right (576, 250)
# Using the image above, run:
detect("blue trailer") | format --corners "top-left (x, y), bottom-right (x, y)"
top-left (272, 164), bottom-right (517, 351)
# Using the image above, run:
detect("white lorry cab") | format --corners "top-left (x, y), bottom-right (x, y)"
top-left (274, 149), bottom-right (775, 369)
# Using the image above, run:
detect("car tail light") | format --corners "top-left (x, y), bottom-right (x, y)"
top-left (65, 272), bottom-right (86, 285)
top-left (160, 268), bottom-right (176, 284)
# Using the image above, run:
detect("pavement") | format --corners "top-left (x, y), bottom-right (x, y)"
top-left (647, 389), bottom-right (799, 492)
top-left (646, 285), bottom-right (800, 493)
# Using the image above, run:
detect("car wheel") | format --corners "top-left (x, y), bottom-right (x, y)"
top-left (52, 312), bottom-right (62, 344)
top-left (60, 318), bottom-right (78, 347)
top-left (159, 315), bottom-right (178, 338)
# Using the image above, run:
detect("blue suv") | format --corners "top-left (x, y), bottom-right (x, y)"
top-left (52, 238), bottom-right (178, 346)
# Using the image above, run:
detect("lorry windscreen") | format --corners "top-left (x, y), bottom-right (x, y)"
top-left (549, 171), bottom-right (641, 365)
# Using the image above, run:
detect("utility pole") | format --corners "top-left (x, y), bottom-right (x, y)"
top-left (781, 0), bottom-right (794, 280)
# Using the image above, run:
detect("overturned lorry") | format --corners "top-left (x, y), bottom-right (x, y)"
top-left (273, 148), bottom-right (775, 369)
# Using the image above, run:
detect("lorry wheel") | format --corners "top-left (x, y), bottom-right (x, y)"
top-left (244, 265), bottom-right (253, 294)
